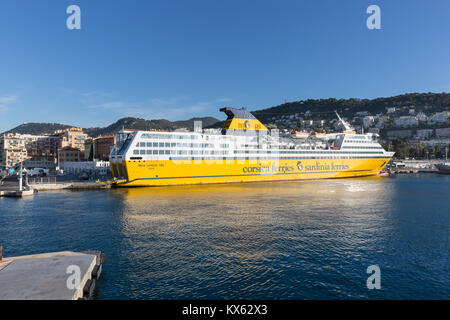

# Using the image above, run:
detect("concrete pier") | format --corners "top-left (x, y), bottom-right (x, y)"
top-left (0, 175), bottom-right (110, 195)
top-left (0, 176), bottom-right (35, 197)
top-left (0, 251), bottom-right (106, 300)
top-left (28, 181), bottom-right (111, 191)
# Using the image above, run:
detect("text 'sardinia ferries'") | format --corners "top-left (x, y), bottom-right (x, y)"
top-left (109, 108), bottom-right (394, 187)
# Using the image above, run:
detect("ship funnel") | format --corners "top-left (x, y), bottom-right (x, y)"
top-left (220, 107), bottom-right (268, 135)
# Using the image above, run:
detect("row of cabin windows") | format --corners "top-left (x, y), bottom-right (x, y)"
top-left (341, 146), bottom-right (383, 149)
top-left (133, 149), bottom-right (383, 159)
top-left (232, 150), bottom-right (385, 154)
top-left (232, 149), bottom-right (384, 154)
top-left (141, 133), bottom-right (238, 142)
top-left (136, 142), bottom-right (218, 148)
top-left (136, 141), bottom-right (268, 149)
top-left (136, 141), bottom-right (320, 150)
top-left (133, 149), bottom-right (384, 156)
top-left (140, 133), bottom-right (199, 140)
top-left (345, 139), bottom-right (371, 143)
top-left (168, 156), bottom-right (388, 161)
top-left (133, 149), bottom-right (229, 155)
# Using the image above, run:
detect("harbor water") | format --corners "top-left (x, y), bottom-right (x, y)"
top-left (0, 174), bottom-right (449, 299)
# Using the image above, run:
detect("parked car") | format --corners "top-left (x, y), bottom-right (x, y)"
top-left (28, 168), bottom-right (48, 177)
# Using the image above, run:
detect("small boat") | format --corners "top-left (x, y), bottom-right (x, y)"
top-left (290, 131), bottom-right (309, 139)
top-left (309, 131), bottom-right (327, 139)
top-left (435, 163), bottom-right (450, 174)
top-left (310, 131), bottom-right (327, 136)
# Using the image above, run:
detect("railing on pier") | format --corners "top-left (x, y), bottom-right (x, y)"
top-left (28, 177), bottom-right (57, 185)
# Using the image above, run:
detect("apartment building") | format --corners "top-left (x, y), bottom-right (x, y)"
top-left (0, 133), bottom-right (27, 171)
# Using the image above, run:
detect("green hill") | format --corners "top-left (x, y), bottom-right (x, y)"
top-left (252, 92), bottom-right (450, 123)
top-left (3, 117), bottom-right (221, 137)
top-left (85, 116), bottom-right (221, 137)
top-left (3, 122), bottom-right (73, 135)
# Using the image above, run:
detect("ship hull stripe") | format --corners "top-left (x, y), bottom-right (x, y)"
top-left (120, 169), bottom-right (373, 184)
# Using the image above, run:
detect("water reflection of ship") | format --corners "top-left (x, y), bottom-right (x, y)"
top-left (114, 176), bottom-right (393, 222)
top-left (115, 175), bottom-right (388, 199)
top-left (115, 177), bottom-right (395, 261)
top-left (435, 163), bottom-right (450, 174)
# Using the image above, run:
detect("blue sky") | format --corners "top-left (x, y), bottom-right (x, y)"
top-left (0, 0), bottom-right (449, 132)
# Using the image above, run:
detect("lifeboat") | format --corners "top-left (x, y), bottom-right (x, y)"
top-left (309, 131), bottom-right (327, 139)
top-left (310, 131), bottom-right (327, 136)
top-left (290, 131), bottom-right (309, 139)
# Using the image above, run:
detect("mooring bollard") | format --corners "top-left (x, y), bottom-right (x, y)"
top-left (0, 245), bottom-right (3, 261)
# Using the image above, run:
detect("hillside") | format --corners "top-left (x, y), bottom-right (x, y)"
top-left (3, 123), bottom-right (74, 135)
top-left (3, 117), bottom-right (221, 137)
top-left (85, 116), bottom-right (220, 137)
top-left (252, 92), bottom-right (450, 123)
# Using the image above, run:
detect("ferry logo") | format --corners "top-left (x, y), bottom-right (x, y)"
top-left (244, 120), bottom-right (250, 129)
top-left (297, 161), bottom-right (303, 171)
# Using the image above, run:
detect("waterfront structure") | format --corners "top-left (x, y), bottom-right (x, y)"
top-left (56, 128), bottom-right (88, 151)
top-left (0, 134), bottom-right (27, 172)
top-left (18, 134), bottom-right (44, 156)
top-left (0, 133), bottom-right (62, 173)
top-left (23, 157), bottom-right (57, 170)
top-left (94, 136), bottom-right (116, 161)
top-left (58, 146), bottom-right (82, 163)
top-left (59, 160), bottom-right (110, 176)
top-left (84, 136), bottom-right (116, 161)
top-left (30, 135), bottom-right (60, 157)
top-left (109, 108), bottom-right (394, 187)
top-left (84, 138), bottom-right (94, 161)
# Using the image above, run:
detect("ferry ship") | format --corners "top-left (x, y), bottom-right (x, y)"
top-left (109, 108), bottom-right (394, 187)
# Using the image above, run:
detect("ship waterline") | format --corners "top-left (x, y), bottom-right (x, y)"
top-left (110, 158), bottom-right (390, 187)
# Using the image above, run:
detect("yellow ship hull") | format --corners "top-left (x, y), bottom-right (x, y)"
top-left (110, 157), bottom-right (391, 187)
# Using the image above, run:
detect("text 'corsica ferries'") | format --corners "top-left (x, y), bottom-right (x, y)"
top-left (109, 108), bottom-right (394, 187)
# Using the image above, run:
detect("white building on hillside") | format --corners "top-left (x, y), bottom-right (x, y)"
top-left (395, 116), bottom-right (418, 128)
top-left (416, 112), bottom-right (428, 122)
top-left (428, 111), bottom-right (450, 124)
top-left (362, 116), bottom-right (375, 128)
top-left (387, 107), bottom-right (396, 114)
